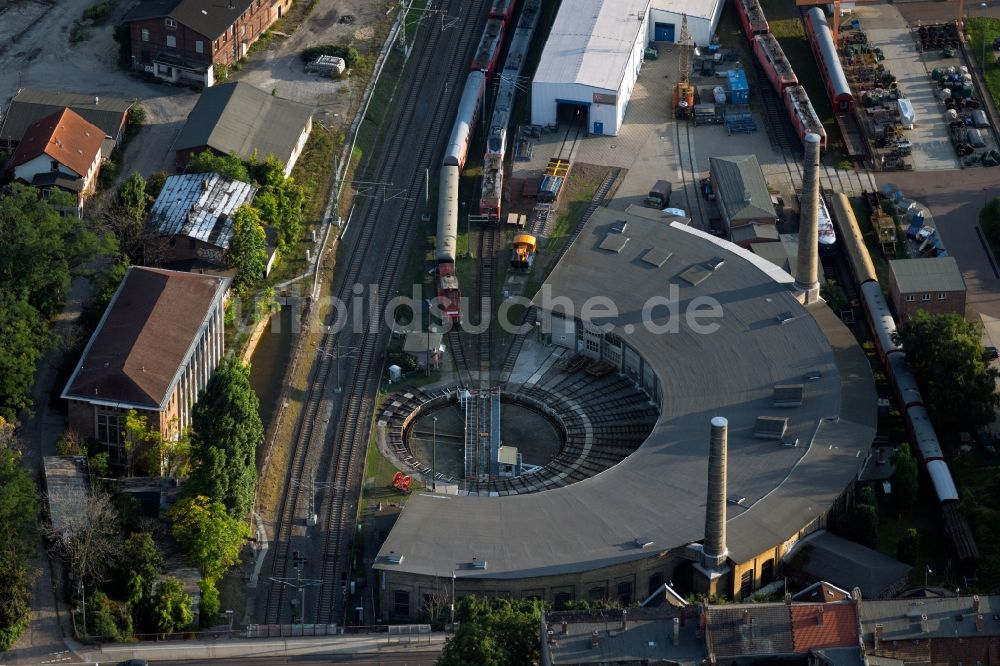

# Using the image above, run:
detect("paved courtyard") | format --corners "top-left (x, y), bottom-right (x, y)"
top-left (513, 41), bottom-right (876, 234)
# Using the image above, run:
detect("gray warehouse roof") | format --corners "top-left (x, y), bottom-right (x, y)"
top-left (785, 531), bottom-right (911, 599)
top-left (888, 257), bottom-right (966, 294)
top-left (859, 594), bottom-right (1000, 641)
top-left (375, 206), bottom-right (876, 581)
top-left (150, 173), bottom-right (257, 249)
top-left (534, 0), bottom-right (651, 92)
top-left (0, 88), bottom-right (131, 144)
top-left (710, 155), bottom-right (777, 222)
top-left (174, 82), bottom-right (312, 166)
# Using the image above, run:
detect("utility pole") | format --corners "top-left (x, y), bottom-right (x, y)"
top-left (432, 416), bottom-right (438, 491)
top-left (269, 571), bottom-right (322, 627)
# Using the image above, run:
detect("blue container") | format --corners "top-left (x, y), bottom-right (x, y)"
top-left (727, 69), bottom-right (749, 105)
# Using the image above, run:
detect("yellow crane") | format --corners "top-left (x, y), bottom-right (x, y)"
top-left (671, 14), bottom-right (694, 119)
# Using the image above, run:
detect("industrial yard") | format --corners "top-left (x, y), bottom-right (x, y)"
top-left (7, 0), bottom-right (1000, 663)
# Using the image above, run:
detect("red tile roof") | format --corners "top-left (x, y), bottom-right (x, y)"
top-left (791, 602), bottom-right (858, 652)
top-left (11, 108), bottom-right (104, 178)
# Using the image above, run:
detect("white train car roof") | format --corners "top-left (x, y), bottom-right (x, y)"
top-left (927, 459), bottom-right (959, 503)
top-left (906, 404), bottom-right (943, 461)
top-left (443, 71), bottom-right (486, 167)
top-left (887, 353), bottom-right (922, 406)
top-left (436, 165), bottom-right (459, 262)
top-left (860, 281), bottom-right (899, 355)
top-left (818, 194), bottom-right (836, 247)
top-left (807, 8), bottom-right (851, 100)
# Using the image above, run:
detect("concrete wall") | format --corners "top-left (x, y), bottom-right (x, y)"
top-left (648, 9), bottom-right (718, 46)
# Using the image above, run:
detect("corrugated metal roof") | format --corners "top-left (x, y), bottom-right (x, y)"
top-left (785, 531), bottom-right (911, 599)
top-left (534, 0), bottom-right (651, 91)
top-left (710, 155), bottom-right (777, 222)
top-left (174, 82), bottom-right (312, 165)
top-left (150, 173), bottom-right (256, 249)
top-left (889, 257), bottom-right (966, 294)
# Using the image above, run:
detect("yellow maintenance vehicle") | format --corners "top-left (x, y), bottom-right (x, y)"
top-left (510, 233), bottom-right (537, 270)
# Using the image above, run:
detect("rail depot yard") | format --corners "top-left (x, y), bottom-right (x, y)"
top-left (5, 0), bottom-right (1000, 665)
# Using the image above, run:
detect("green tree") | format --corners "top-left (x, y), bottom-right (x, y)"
top-left (839, 504), bottom-right (878, 549)
top-left (150, 576), bottom-right (193, 636)
top-left (0, 554), bottom-right (33, 650)
top-left (896, 527), bottom-right (920, 565)
top-left (0, 423), bottom-right (38, 650)
top-left (169, 495), bottom-right (247, 581)
top-left (890, 443), bottom-right (919, 509)
top-left (124, 409), bottom-right (162, 477)
top-left (229, 204), bottom-right (267, 297)
top-left (116, 532), bottom-right (163, 606)
top-left (88, 589), bottom-right (133, 641)
top-left (198, 578), bottom-right (220, 627)
top-left (821, 279), bottom-right (848, 314)
top-left (118, 172), bottom-right (148, 222)
top-left (0, 184), bottom-right (76, 316)
top-left (251, 154), bottom-right (303, 247)
top-left (146, 171), bottom-right (168, 201)
top-left (0, 293), bottom-right (47, 421)
top-left (187, 360), bottom-right (262, 518)
top-left (895, 311), bottom-right (1000, 430)
top-left (438, 597), bottom-right (545, 666)
top-left (186, 151), bottom-right (249, 182)
top-left (856, 485), bottom-right (877, 508)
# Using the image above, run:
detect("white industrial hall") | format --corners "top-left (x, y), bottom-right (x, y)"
top-left (648, 0), bottom-right (724, 46)
top-left (530, 0), bottom-right (649, 137)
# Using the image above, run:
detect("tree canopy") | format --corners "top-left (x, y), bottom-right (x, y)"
top-left (186, 150), bottom-right (250, 182)
top-left (0, 422), bottom-right (38, 650)
top-left (0, 184), bottom-right (98, 418)
top-left (229, 204), bottom-right (268, 297)
top-left (890, 443), bottom-right (919, 509)
top-left (438, 597), bottom-right (545, 666)
top-left (169, 495), bottom-right (247, 582)
top-left (150, 576), bottom-right (193, 635)
top-left (894, 311), bottom-right (999, 430)
top-left (187, 360), bottom-right (262, 518)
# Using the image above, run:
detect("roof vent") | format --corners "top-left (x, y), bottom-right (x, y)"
top-left (94, 96), bottom-right (99, 105)
top-left (705, 257), bottom-right (725, 271)
top-left (641, 247), bottom-right (672, 267)
top-left (471, 557), bottom-right (488, 570)
top-left (777, 311), bottom-right (794, 324)
top-left (754, 416), bottom-right (788, 440)
top-left (804, 370), bottom-right (822, 381)
top-left (599, 233), bottom-right (629, 253)
top-left (385, 551), bottom-right (404, 564)
top-left (634, 537), bottom-right (655, 549)
top-left (773, 384), bottom-right (804, 407)
top-left (610, 220), bottom-right (627, 234)
top-left (727, 495), bottom-right (746, 506)
top-left (743, 187), bottom-right (752, 203)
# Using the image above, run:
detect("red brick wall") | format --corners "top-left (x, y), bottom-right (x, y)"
top-left (130, 0), bottom-right (294, 71)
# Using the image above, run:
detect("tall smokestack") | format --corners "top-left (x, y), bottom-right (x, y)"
top-left (795, 132), bottom-right (822, 304)
top-left (702, 417), bottom-right (729, 569)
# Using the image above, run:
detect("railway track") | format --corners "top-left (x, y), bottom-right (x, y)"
top-left (674, 118), bottom-right (709, 228)
top-left (499, 167), bottom-right (621, 385)
top-left (262, 0), bottom-right (490, 627)
top-left (477, 223), bottom-right (499, 383)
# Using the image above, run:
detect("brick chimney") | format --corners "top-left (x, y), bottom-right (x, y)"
top-left (976, 614), bottom-right (985, 632)
top-left (742, 609), bottom-right (750, 625)
top-left (621, 609), bottom-right (628, 632)
top-left (785, 592), bottom-right (792, 606)
top-left (673, 617), bottom-right (680, 646)
top-left (590, 629), bottom-right (600, 649)
top-left (817, 606), bottom-right (825, 625)
top-left (874, 623), bottom-right (883, 650)
top-left (561, 620), bottom-right (568, 635)
top-left (973, 594), bottom-right (981, 613)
